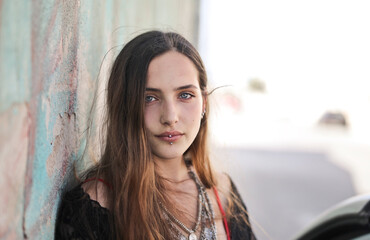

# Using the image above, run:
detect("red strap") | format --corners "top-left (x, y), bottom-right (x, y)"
top-left (213, 187), bottom-right (231, 240)
top-left (83, 178), bottom-right (112, 189)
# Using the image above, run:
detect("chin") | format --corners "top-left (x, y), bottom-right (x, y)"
top-left (157, 152), bottom-right (184, 160)
top-left (153, 147), bottom-right (187, 160)
top-left (149, 136), bottom-right (195, 160)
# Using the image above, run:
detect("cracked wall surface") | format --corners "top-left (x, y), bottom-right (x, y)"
top-left (0, 1), bottom-right (199, 238)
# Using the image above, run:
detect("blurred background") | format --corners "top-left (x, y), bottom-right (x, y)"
top-left (0, 0), bottom-right (369, 239)
top-left (201, 0), bottom-right (370, 239)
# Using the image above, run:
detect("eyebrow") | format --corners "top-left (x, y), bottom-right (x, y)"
top-left (145, 84), bottom-right (199, 92)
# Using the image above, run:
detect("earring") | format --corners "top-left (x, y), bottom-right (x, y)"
top-left (201, 110), bottom-right (206, 118)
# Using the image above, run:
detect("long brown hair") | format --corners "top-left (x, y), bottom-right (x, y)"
top-left (85, 31), bottom-right (215, 239)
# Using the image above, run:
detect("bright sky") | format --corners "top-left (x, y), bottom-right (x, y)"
top-left (200, 0), bottom-right (370, 140)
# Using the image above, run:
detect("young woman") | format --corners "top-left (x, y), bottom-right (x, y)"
top-left (55, 31), bottom-right (256, 240)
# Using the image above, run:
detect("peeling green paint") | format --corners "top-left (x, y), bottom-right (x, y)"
top-left (0, 0), bottom-right (199, 239)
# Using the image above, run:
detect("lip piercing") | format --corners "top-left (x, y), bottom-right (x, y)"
top-left (169, 135), bottom-right (172, 138)
top-left (170, 142), bottom-right (173, 145)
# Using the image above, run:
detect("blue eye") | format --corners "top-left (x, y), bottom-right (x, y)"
top-left (145, 95), bottom-right (156, 103)
top-left (179, 93), bottom-right (194, 99)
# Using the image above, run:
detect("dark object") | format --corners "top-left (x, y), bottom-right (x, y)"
top-left (55, 178), bottom-right (257, 240)
top-left (55, 184), bottom-right (113, 240)
top-left (319, 111), bottom-right (348, 127)
top-left (294, 194), bottom-right (370, 240)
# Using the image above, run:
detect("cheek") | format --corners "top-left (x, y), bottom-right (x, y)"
top-left (144, 108), bottom-right (157, 130)
top-left (184, 103), bottom-right (202, 123)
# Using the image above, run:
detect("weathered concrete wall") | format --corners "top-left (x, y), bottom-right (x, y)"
top-left (0, 1), bottom-right (199, 239)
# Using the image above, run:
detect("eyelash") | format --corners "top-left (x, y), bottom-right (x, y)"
top-left (145, 92), bottom-right (195, 103)
top-left (145, 95), bottom-right (157, 103)
top-left (179, 92), bottom-right (195, 100)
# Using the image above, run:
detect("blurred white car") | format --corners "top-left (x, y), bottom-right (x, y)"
top-left (294, 194), bottom-right (370, 240)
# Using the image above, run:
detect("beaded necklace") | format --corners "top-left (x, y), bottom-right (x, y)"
top-left (161, 168), bottom-right (217, 240)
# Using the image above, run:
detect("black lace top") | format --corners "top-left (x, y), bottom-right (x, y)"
top-left (55, 180), bottom-right (256, 240)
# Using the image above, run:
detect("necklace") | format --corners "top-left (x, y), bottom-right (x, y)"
top-left (161, 193), bottom-right (202, 240)
top-left (189, 170), bottom-right (217, 240)
top-left (161, 168), bottom-right (217, 240)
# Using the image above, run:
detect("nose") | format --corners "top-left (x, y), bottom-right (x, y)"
top-left (160, 100), bottom-right (178, 126)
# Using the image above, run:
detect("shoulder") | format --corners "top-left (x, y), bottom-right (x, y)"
top-left (81, 179), bottom-right (110, 210)
top-left (217, 174), bottom-right (257, 239)
top-left (214, 172), bottom-right (232, 208)
top-left (215, 171), bottom-right (232, 194)
top-left (55, 183), bottom-right (112, 240)
top-left (214, 172), bottom-right (244, 201)
top-left (213, 172), bottom-right (244, 208)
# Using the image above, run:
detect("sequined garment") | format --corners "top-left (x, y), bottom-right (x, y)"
top-left (165, 169), bottom-right (218, 240)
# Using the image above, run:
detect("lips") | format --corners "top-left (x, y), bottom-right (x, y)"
top-left (156, 131), bottom-right (184, 143)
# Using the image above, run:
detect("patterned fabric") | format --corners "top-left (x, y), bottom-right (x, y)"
top-left (55, 178), bottom-right (256, 240)
top-left (55, 185), bottom-right (113, 240)
top-left (228, 180), bottom-right (257, 240)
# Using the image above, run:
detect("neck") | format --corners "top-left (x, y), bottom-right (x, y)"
top-left (154, 155), bottom-right (189, 182)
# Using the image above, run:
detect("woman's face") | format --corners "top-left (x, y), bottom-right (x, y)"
top-left (144, 51), bottom-right (204, 162)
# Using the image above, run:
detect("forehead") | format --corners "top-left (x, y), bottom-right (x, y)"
top-left (146, 51), bottom-right (199, 88)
